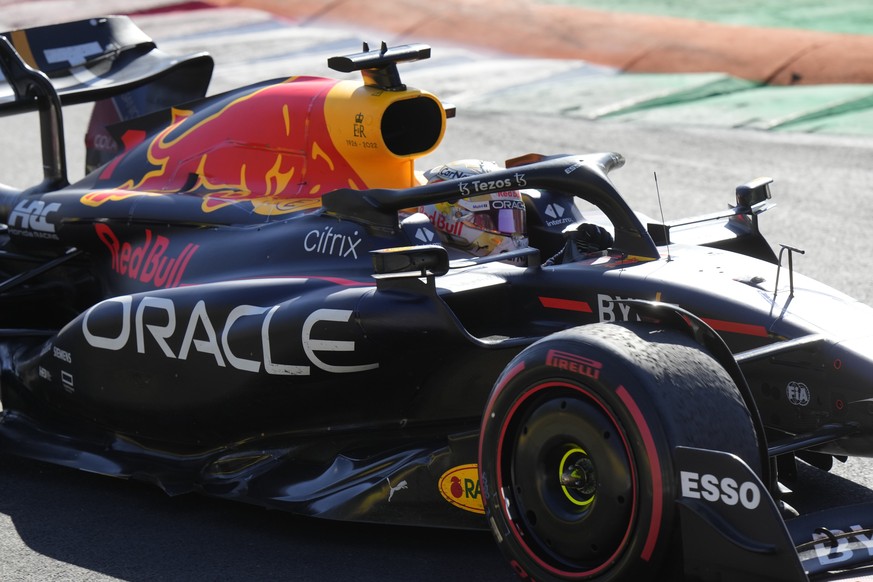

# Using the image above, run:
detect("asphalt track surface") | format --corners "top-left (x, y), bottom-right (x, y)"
top-left (0, 1), bottom-right (872, 581)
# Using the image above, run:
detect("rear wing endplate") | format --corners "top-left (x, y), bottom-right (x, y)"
top-left (0, 16), bottom-right (213, 192)
top-left (0, 16), bottom-right (212, 112)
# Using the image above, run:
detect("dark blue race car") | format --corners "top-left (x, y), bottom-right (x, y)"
top-left (1, 16), bottom-right (872, 581)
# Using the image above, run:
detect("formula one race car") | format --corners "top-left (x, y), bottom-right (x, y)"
top-left (2, 16), bottom-right (873, 582)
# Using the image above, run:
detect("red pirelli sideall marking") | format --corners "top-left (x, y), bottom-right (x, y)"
top-left (494, 381), bottom-right (637, 578)
top-left (616, 385), bottom-right (661, 562)
top-left (538, 296), bottom-right (592, 313)
top-left (546, 349), bottom-right (602, 380)
top-left (702, 318), bottom-right (769, 338)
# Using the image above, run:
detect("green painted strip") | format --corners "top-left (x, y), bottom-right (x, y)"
top-left (539, 0), bottom-right (873, 35)
top-left (609, 84), bottom-right (873, 131)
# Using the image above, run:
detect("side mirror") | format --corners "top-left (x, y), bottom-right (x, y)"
top-left (736, 177), bottom-right (773, 209)
top-left (371, 244), bottom-right (449, 277)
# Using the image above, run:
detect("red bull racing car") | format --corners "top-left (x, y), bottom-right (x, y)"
top-left (2, 16), bottom-right (873, 582)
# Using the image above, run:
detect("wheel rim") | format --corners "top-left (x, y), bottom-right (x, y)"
top-left (496, 381), bottom-right (637, 576)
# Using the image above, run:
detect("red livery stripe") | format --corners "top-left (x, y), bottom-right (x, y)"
top-left (702, 318), bottom-right (769, 338)
top-left (539, 296), bottom-right (592, 313)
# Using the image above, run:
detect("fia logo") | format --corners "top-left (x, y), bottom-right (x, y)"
top-left (786, 381), bottom-right (810, 406)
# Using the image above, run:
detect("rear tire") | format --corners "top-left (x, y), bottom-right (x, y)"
top-left (479, 323), bottom-right (761, 581)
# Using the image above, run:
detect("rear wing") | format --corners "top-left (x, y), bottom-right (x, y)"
top-left (0, 16), bottom-right (213, 191)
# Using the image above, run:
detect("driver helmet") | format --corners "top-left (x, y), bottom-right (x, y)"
top-left (420, 159), bottom-right (528, 257)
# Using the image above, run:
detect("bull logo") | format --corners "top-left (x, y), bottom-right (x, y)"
top-left (95, 79), bottom-right (366, 215)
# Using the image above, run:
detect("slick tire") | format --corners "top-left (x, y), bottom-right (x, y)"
top-left (478, 323), bottom-right (761, 581)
